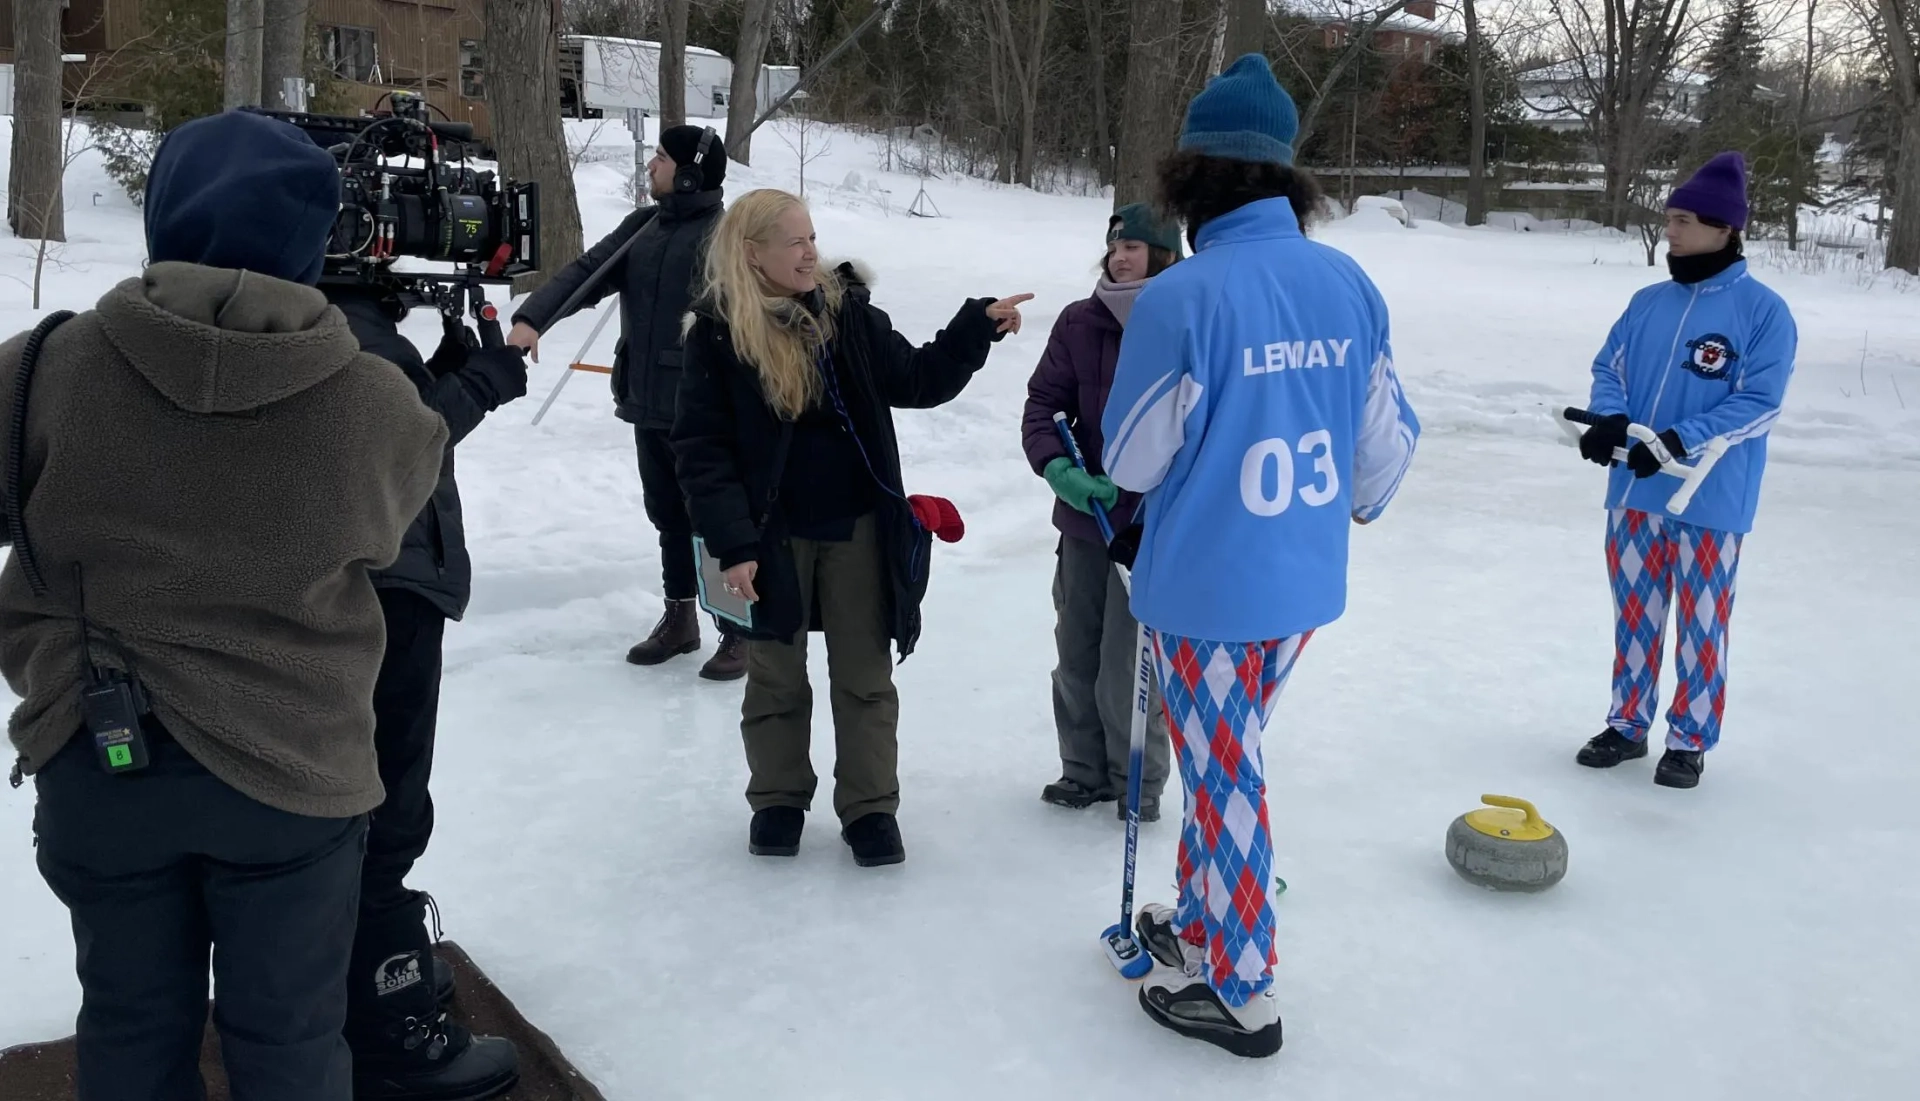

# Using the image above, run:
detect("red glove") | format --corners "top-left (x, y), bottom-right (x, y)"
top-left (908, 495), bottom-right (965, 543)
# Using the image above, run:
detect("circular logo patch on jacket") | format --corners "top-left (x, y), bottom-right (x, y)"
top-left (1682, 334), bottom-right (1739, 380)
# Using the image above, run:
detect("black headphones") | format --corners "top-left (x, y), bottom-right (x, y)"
top-left (674, 127), bottom-right (717, 195)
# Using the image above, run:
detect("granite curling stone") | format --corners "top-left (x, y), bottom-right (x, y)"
top-left (1445, 795), bottom-right (1567, 892)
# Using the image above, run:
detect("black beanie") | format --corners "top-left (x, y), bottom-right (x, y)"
top-left (144, 110), bottom-right (341, 285)
top-left (659, 125), bottom-right (728, 192)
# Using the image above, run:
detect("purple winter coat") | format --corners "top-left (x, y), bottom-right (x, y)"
top-left (1020, 295), bottom-right (1142, 546)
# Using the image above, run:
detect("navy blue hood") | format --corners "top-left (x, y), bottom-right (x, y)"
top-left (144, 110), bottom-right (342, 286)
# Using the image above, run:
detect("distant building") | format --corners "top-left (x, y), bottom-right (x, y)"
top-left (1289, 0), bottom-right (1460, 65)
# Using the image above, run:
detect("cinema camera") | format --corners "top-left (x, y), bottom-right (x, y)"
top-left (252, 92), bottom-right (541, 341)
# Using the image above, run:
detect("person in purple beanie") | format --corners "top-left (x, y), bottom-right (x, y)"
top-left (1020, 204), bottom-right (1181, 822)
top-left (1571, 150), bottom-right (1799, 789)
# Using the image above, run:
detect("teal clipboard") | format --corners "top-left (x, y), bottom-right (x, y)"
top-left (692, 535), bottom-right (755, 629)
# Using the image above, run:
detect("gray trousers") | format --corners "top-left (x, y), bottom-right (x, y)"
top-left (1051, 534), bottom-right (1170, 808)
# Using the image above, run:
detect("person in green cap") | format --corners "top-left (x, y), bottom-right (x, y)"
top-left (1019, 204), bottom-right (1183, 820)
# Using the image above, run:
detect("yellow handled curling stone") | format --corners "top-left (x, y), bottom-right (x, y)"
top-left (1444, 795), bottom-right (1568, 892)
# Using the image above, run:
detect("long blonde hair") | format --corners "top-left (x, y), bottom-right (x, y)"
top-left (700, 188), bottom-right (844, 420)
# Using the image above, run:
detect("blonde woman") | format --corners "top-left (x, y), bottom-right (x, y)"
top-left (672, 189), bottom-right (1031, 867)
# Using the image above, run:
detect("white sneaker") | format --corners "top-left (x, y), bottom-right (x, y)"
top-left (1133, 904), bottom-right (1203, 971)
top-left (1138, 961), bottom-right (1283, 1058)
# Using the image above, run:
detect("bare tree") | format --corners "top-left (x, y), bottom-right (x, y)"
top-left (661, 0), bottom-right (691, 128)
top-left (1546, 0), bottom-right (1697, 230)
top-left (225, 0), bottom-right (265, 109)
top-left (486, 0), bottom-right (586, 293)
top-left (987, 0), bottom-right (1054, 187)
top-left (726, 0), bottom-right (776, 164)
top-left (261, 0), bottom-right (311, 110)
top-left (1788, 0), bottom-right (1819, 250)
top-left (1116, 0), bottom-right (1188, 208)
top-left (9, 0), bottom-right (65, 245)
top-left (1085, 0), bottom-right (1116, 185)
top-left (1879, 0), bottom-right (1920, 272)
top-left (1465, 0), bottom-right (1489, 225)
top-left (1295, 0), bottom-right (1420, 152)
top-left (1221, 0), bottom-right (1268, 61)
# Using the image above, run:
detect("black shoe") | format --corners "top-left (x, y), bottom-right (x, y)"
top-left (1041, 777), bottom-right (1114, 809)
top-left (626, 599), bottom-right (700, 665)
top-left (749, 806), bottom-right (804, 856)
top-left (353, 1012), bottom-right (519, 1101)
top-left (700, 627), bottom-right (748, 681)
top-left (1576, 727), bottom-right (1649, 768)
top-left (842, 812), bottom-right (905, 867)
top-left (1117, 799), bottom-right (1161, 823)
top-left (432, 954), bottom-right (454, 1007)
top-left (1138, 968), bottom-right (1283, 1058)
top-left (1654, 748), bottom-right (1705, 789)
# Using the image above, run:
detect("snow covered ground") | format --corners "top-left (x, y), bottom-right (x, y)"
top-left (3, 115), bottom-right (1918, 1099)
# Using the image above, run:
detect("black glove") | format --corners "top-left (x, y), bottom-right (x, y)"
top-left (465, 345), bottom-right (530, 406)
top-left (1577, 414), bottom-right (1630, 467)
top-left (425, 318), bottom-right (480, 377)
top-left (1626, 429), bottom-right (1687, 479)
top-left (1109, 521), bottom-right (1143, 570)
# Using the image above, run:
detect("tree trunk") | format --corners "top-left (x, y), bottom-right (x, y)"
top-left (1890, 109), bottom-right (1920, 274)
top-left (660, 0), bottom-right (690, 128)
top-left (486, 0), bottom-right (585, 294)
top-left (261, 0), bottom-right (311, 110)
top-left (1085, 0), bottom-right (1114, 185)
top-left (1017, 1), bottom-right (1051, 188)
top-left (1115, 0), bottom-right (1185, 209)
top-left (225, 0), bottom-right (265, 109)
top-left (9, 0), bottom-right (65, 244)
top-left (725, 0), bottom-right (774, 165)
top-left (1220, 0), bottom-right (1265, 62)
top-left (1787, 0), bottom-right (1816, 251)
top-left (1464, 0), bottom-right (1488, 226)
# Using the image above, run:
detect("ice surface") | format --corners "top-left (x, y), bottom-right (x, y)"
top-left (1, 116), bottom-right (1916, 1099)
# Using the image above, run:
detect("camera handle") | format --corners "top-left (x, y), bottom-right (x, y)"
top-left (466, 278), bottom-right (504, 349)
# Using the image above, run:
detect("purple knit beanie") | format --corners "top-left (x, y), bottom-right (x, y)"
top-left (1667, 152), bottom-right (1749, 230)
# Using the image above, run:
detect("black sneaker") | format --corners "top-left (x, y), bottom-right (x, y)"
top-left (1138, 965), bottom-right (1282, 1058)
top-left (1654, 748), bottom-right (1705, 789)
top-left (842, 812), bottom-right (905, 867)
top-left (749, 806), bottom-right (805, 856)
top-left (1117, 799), bottom-right (1161, 823)
top-left (1576, 727), bottom-right (1649, 768)
top-left (353, 1012), bottom-right (519, 1101)
top-left (1041, 778), bottom-right (1115, 809)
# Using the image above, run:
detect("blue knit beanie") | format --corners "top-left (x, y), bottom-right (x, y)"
top-left (145, 110), bottom-right (342, 285)
top-left (1178, 53), bottom-right (1299, 167)
top-left (1667, 151), bottom-right (1749, 230)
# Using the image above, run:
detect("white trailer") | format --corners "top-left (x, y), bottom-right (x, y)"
top-left (569, 35), bottom-right (732, 119)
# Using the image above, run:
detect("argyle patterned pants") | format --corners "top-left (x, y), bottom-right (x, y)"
top-left (1606, 508), bottom-right (1743, 752)
top-left (1150, 630), bottom-right (1312, 1009)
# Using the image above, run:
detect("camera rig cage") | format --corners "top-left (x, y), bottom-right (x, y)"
top-left (250, 92), bottom-right (541, 338)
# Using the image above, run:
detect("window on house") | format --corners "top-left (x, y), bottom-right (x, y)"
top-left (323, 25), bottom-right (378, 83)
top-left (460, 39), bottom-right (484, 98)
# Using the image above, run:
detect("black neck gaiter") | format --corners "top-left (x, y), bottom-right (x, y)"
top-left (1667, 242), bottom-right (1741, 285)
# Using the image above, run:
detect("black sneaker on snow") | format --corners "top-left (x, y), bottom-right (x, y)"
top-left (842, 812), bottom-right (905, 867)
top-left (1654, 748), bottom-right (1705, 789)
top-left (1576, 727), bottom-right (1649, 769)
top-left (749, 806), bottom-right (805, 857)
top-left (1137, 965), bottom-right (1282, 1058)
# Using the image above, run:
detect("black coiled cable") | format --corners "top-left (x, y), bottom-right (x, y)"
top-left (6, 310), bottom-right (75, 597)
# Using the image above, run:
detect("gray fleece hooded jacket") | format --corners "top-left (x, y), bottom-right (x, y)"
top-left (0, 263), bottom-right (447, 818)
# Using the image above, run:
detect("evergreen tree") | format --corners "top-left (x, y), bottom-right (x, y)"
top-left (1690, 0), bottom-right (1817, 235)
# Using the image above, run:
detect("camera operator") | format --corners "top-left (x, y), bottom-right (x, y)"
top-left (324, 280), bottom-right (528, 1100)
top-left (506, 125), bottom-right (741, 679)
top-left (1, 111), bottom-right (446, 1100)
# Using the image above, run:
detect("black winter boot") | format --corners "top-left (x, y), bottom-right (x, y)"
top-left (433, 953), bottom-right (454, 1007)
top-left (1576, 727), bottom-right (1649, 769)
top-left (749, 806), bottom-right (804, 856)
top-left (627, 599), bottom-right (700, 665)
top-left (1655, 748), bottom-right (1705, 789)
top-left (700, 625), bottom-right (748, 681)
top-left (353, 1012), bottom-right (520, 1101)
top-left (1041, 777), bottom-right (1114, 809)
top-left (842, 812), bottom-right (905, 867)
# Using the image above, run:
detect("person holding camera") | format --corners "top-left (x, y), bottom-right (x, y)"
top-left (1, 111), bottom-right (446, 1100)
top-left (507, 125), bottom-right (741, 679)
top-left (325, 281), bottom-right (528, 1098)
top-left (671, 188), bottom-right (1029, 866)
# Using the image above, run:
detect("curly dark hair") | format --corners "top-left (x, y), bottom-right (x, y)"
top-left (1155, 151), bottom-right (1327, 248)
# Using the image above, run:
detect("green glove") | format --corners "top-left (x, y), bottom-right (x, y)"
top-left (1044, 456), bottom-right (1120, 515)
